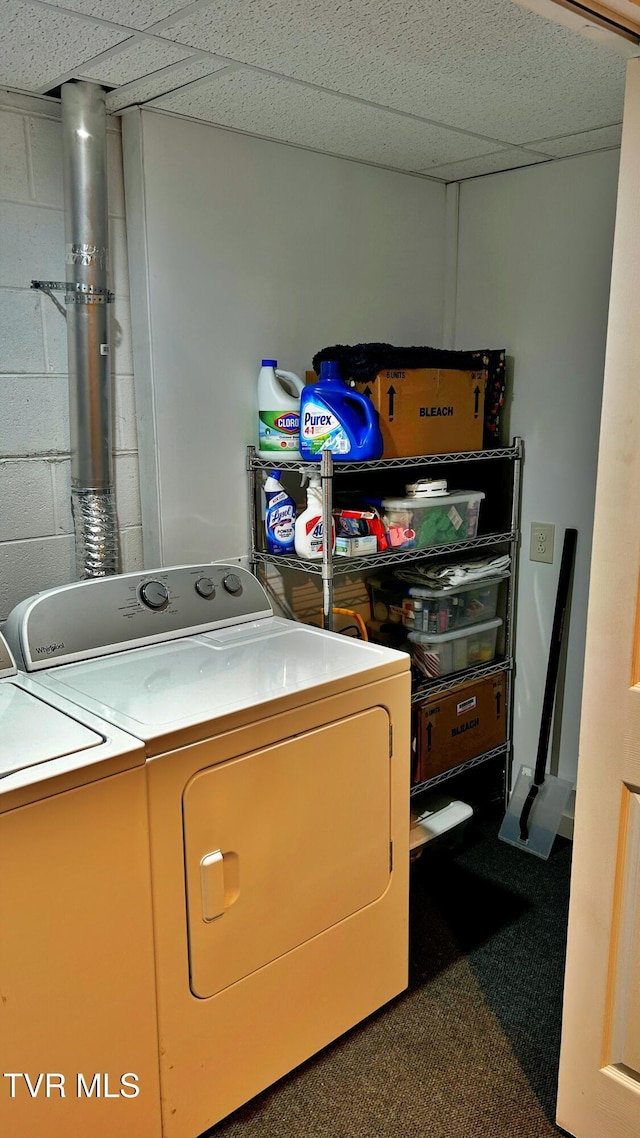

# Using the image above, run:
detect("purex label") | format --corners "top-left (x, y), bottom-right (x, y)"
top-left (301, 401), bottom-right (351, 455)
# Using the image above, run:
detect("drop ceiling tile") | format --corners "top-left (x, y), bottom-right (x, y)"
top-left (1, 0), bottom-right (130, 91)
top-left (524, 123), bottom-right (623, 157)
top-left (105, 57), bottom-right (228, 112)
top-left (423, 149), bottom-right (550, 182)
top-left (80, 38), bottom-right (194, 85)
top-left (151, 69), bottom-right (502, 172)
top-left (160, 0), bottom-right (626, 145)
top-left (34, 0), bottom-right (194, 32)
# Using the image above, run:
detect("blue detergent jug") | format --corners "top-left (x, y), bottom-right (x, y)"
top-left (299, 360), bottom-right (383, 461)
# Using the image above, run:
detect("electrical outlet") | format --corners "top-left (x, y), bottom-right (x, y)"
top-left (529, 522), bottom-right (555, 564)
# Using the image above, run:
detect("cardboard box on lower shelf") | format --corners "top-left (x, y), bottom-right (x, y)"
top-left (413, 672), bottom-right (506, 785)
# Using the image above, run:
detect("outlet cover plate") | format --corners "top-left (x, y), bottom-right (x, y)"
top-left (530, 521), bottom-right (555, 564)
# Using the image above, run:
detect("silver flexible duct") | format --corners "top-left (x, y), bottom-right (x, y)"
top-left (61, 81), bottom-right (119, 577)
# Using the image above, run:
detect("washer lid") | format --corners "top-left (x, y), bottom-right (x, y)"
top-left (35, 617), bottom-right (408, 746)
top-left (0, 681), bottom-right (104, 779)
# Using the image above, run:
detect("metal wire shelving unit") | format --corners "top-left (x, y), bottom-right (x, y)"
top-left (411, 656), bottom-right (512, 704)
top-left (251, 530), bottom-right (515, 579)
top-left (248, 438), bottom-right (524, 802)
top-left (410, 742), bottom-right (511, 796)
top-left (247, 444), bottom-right (520, 474)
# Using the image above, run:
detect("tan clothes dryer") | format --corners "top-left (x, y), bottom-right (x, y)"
top-left (7, 564), bottom-right (411, 1138)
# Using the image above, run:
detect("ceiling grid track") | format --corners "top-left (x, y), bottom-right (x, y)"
top-left (0, 0), bottom-right (628, 181)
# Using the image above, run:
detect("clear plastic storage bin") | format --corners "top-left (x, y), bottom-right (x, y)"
top-left (402, 573), bottom-right (508, 634)
top-left (366, 576), bottom-right (407, 623)
top-left (409, 617), bottom-right (502, 679)
top-left (381, 490), bottom-right (485, 550)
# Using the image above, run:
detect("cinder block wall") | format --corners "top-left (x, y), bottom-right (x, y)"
top-left (0, 89), bottom-right (142, 624)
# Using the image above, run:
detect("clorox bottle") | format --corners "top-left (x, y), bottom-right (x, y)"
top-left (257, 359), bottom-right (305, 460)
top-left (299, 360), bottom-right (383, 461)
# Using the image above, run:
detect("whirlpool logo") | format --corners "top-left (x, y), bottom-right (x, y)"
top-left (35, 643), bottom-right (65, 655)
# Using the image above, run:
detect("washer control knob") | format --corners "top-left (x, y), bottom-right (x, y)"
top-left (222, 572), bottom-right (242, 595)
top-left (195, 576), bottom-right (215, 599)
top-left (139, 579), bottom-right (169, 610)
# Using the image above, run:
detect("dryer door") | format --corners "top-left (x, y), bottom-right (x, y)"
top-left (183, 706), bottom-right (392, 998)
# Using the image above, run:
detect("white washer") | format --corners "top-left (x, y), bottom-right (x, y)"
top-left (0, 631), bottom-right (161, 1138)
top-left (6, 563), bottom-right (411, 1138)
top-left (0, 626), bottom-right (140, 800)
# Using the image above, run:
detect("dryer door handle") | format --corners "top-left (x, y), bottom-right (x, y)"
top-left (200, 850), bottom-right (225, 921)
top-left (199, 849), bottom-right (240, 922)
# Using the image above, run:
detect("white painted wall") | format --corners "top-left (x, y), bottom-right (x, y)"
top-left (122, 109), bottom-right (447, 567)
top-left (0, 89), bottom-right (143, 624)
top-left (454, 150), bottom-right (620, 785)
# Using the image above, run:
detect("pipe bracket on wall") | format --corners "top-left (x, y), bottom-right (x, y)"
top-left (30, 279), bottom-right (68, 319)
top-left (31, 279), bottom-right (114, 308)
top-left (66, 293), bottom-right (112, 305)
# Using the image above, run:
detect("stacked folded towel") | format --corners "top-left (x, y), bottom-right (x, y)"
top-left (396, 554), bottom-right (510, 589)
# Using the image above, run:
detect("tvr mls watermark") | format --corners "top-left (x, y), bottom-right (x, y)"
top-left (2, 1073), bottom-right (140, 1098)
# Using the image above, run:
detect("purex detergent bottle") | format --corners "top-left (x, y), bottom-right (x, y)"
top-left (264, 470), bottom-right (296, 554)
top-left (299, 359), bottom-right (383, 461)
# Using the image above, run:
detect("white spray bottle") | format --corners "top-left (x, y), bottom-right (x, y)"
top-left (294, 472), bottom-right (335, 560)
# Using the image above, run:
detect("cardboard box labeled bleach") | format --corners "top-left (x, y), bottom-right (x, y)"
top-left (413, 672), bottom-right (505, 784)
top-left (352, 369), bottom-right (486, 458)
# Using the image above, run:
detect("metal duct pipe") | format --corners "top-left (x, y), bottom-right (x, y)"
top-left (61, 81), bottom-right (119, 578)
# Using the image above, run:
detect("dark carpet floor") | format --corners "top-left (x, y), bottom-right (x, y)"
top-left (206, 809), bottom-right (573, 1138)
